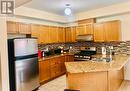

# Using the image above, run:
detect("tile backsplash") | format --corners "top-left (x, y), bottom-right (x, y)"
top-left (38, 41), bottom-right (130, 54)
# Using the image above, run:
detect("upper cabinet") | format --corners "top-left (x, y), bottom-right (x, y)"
top-left (31, 24), bottom-right (41, 44)
top-left (7, 21), bottom-right (19, 34)
top-left (86, 24), bottom-right (94, 35)
top-left (94, 20), bottom-right (121, 42)
top-left (76, 24), bottom-right (94, 36)
top-left (49, 26), bottom-right (59, 43)
top-left (18, 22), bottom-right (31, 34)
top-left (65, 27), bottom-right (76, 42)
top-left (76, 25), bottom-right (86, 36)
top-left (7, 21), bottom-right (31, 34)
top-left (7, 20), bottom-right (121, 44)
top-left (94, 23), bottom-right (105, 42)
top-left (31, 24), bottom-right (66, 44)
top-left (58, 27), bottom-right (65, 43)
top-left (65, 27), bottom-right (72, 42)
top-left (40, 25), bottom-right (50, 44)
top-left (104, 20), bottom-right (121, 42)
top-left (71, 27), bottom-right (76, 42)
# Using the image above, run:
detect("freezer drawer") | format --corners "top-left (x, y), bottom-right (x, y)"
top-left (15, 57), bottom-right (39, 91)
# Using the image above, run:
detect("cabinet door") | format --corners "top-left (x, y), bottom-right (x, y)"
top-left (59, 56), bottom-right (66, 74)
top-left (49, 26), bottom-right (58, 43)
top-left (7, 21), bottom-right (19, 34)
top-left (94, 23), bottom-right (105, 42)
top-left (104, 21), bottom-right (121, 41)
top-left (66, 55), bottom-right (74, 62)
top-left (50, 58), bottom-right (61, 78)
top-left (71, 27), bottom-right (76, 42)
top-left (39, 60), bottom-right (51, 83)
top-left (65, 27), bottom-right (72, 42)
top-left (86, 24), bottom-right (94, 34)
top-left (31, 24), bottom-right (41, 44)
top-left (18, 22), bottom-right (31, 34)
top-left (76, 25), bottom-right (86, 36)
top-left (40, 25), bottom-right (50, 44)
top-left (58, 27), bottom-right (65, 43)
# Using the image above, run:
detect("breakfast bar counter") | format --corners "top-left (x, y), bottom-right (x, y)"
top-left (65, 54), bottom-right (130, 91)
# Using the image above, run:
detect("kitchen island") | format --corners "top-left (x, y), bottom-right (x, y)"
top-left (65, 54), bottom-right (130, 91)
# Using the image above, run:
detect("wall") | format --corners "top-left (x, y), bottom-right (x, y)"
top-left (7, 16), bottom-right (66, 27)
top-left (0, 17), bottom-right (9, 91)
top-left (76, 1), bottom-right (130, 21)
top-left (15, 6), bottom-right (67, 23)
top-left (96, 13), bottom-right (130, 41)
top-left (0, 55), bottom-right (2, 91)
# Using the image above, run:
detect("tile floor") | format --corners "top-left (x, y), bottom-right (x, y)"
top-left (38, 75), bottom-right (66, 91)
top-left (38, 75), bottom-right (130, 91)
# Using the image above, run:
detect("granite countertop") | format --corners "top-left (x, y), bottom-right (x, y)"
top-left (65, 54), bottom-right (130, 73)
top-left (39, 53), bottom-right (74, 61)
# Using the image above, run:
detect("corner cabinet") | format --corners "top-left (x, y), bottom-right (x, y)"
top-left (94, 20), bottom-right (121, 42)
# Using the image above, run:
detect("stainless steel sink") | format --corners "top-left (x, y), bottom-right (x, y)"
top-left (91, 57), bottom-right (113, 62)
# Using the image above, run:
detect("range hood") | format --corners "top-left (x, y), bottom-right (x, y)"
top-left (76, 34), bottom-right (94, 42)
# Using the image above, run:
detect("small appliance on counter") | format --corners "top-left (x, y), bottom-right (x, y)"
top-left (74, 47), bottom-right (96, 61)
top-left (8, 38), bottom-right (40, 91)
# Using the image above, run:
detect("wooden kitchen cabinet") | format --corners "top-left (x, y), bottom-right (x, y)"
top-left (66, 55), bottom-right (74, 62)
top-left (39, 59), bottom-right (51, 83)
top-left (49, 26), bottom-right (58, 43)
top-left (59, 56), bottom-right (66, 74)
top-left (7, 21), bottom-right (19, 34)
top-left (65, 27), bottom-right (72, 42)
top-left (31, 24), bottom-right (41, 44)
top-left (71, 27), bottom-right (76, 42)
top-left (86, 24), bottom-right (94, 34)
top-left (76, 24), bottom-right (94, 36)
top-left (38, 55), bottom-right (73, 84)
top-left (65, 27), bottom-right (76, 42)
top-left (94, 20), bottom-right (121, 42)
top-left (94, 23), bottom-right (105, 42)
top-left (18, 22), bottom-right (31, 34)
top-left (76, 25), bottom-right (86, 36)
top-left (40, 25), bottom-right (50, 44)
top-left (104, 20), bottom-right (121, 42)
top-left (58, 27), bottom-right (65, 43)
top-left (7, 21), bottom-right (31, 34)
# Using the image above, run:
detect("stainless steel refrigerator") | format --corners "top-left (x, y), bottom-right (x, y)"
top-left (8, 38), bottom-right (39, 91)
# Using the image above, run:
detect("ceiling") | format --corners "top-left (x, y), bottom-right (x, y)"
top-left (24, 0), bottom-right (130, 16)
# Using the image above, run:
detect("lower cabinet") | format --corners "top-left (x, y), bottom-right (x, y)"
top-left (66, 55), bottom-right (74, 62)
top-left (39, 55), bottom-right (74, 84)
top-left (39, 59), bottom-right (51, 83)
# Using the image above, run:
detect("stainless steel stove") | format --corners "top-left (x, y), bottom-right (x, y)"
top-left (74, 47), bottom-right (96, 61)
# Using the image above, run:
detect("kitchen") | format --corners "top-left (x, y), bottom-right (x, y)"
top-left (1, 0), bottom-right (130, 91)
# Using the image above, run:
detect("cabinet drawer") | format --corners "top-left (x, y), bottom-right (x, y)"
top-left (50, 66), bottom-right (61, 78)
top-left (50, 58), bottom-right (58, 66)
